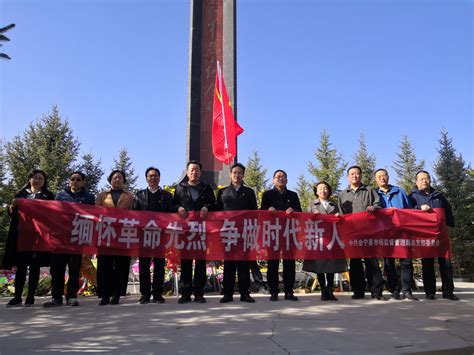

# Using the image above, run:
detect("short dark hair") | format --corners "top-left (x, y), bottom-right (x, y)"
top-left (415, 170), bottom-right (431, 179)
top-left (108, 170), bottom-right (127, 184)
top-left (347, 165), bottom-right (362, 175)
top-left (187, 160), bottom-right (202, 170)
top-left (145, 167), bottom-right (160, 178)
top-left (69, 171), bottom-right (86, 180)
top-left (313, 181), bottom-right (332, 197)
top-left (374, 168), bottom-right (388, 177)
top-left (273, 169), bottom-right (287, 178)
top-left (230, 162), bottom-right (246, 173)
top-left (26, 169), bottom-right (49, 190)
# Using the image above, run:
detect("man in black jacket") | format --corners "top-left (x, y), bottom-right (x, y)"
top-left (44, 171), bottom-right (95, 308)
top-left (261, 170), bottom-right (302, 301)
top-left (409, 170), bottom-right (459, 301)
top-left (173, 161), bottom-right (216, 304)
top-left (134, 167), bottom-right (174, 304)
top-left (217, 163), bottom-right (257, 303)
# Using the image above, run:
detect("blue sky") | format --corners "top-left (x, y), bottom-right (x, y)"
top-left (1, 0), bottom-right (472, 190)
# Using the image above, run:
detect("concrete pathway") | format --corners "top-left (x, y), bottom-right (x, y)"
top-left (0, 283), bottom-right (473, 354)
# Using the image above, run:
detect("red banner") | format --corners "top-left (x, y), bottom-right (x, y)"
top-left (17, 199), bottom-right (451, 260)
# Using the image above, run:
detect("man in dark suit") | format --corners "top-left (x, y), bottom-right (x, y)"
top-left (409, 170), bottom-right (459, 301)
top-left (261, 170), bottom-right (302, 301)
top-left (133, 167), bottom-right (174, 304)
top-left (217, 163), bottom-right (258, 303)
top-left (173, 161), bottom-right (216, 304)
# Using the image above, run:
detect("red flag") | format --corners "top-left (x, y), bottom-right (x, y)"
top-left (212, 61), bottom-right (243, 164)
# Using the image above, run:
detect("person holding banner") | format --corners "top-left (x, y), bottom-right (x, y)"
top-left (43, 171), bottom-right (95, 307)
top-left (261, 170), bottom-right (302, 301)
top-left (134, 167), bottom-right (173, 304)
top-left (302, 181), bottom-right (347, 301)
top-left (96, 170), bottom-right (134, 305)
top-left (374, 168), bottom-right (418, 301)
top-left (173, 161), bottom-right (216, 304)
top-left (409, 170), bottom-right (459, 301)
top-left (337, 165), bottom-right (386, 300)
top-left (3, 169), bottom-right (55, 307)
top-left (218, 163), bottom-right (257, 303)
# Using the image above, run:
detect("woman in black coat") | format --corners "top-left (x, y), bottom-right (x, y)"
top-left (3, 169), bottom-right (54, 307)
top-left (302, 181), bottom-right (347, 301)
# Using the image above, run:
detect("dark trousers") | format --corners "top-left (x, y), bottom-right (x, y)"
top-left (350, 258), bottom-right (384, 297)
top-left (249, 261), bottom-right (266, 289)
top-left (267, 259), bottom-right (295, 295)
top-left (97, 255), bottom-right (131, 298)
top-left (14, 263), bottom-right (40, 299)
top-left (139, 257), bottom-right (165, 297)
top-left (384, 258), bottom-right (414, 294)
top-left (422, 257), bottom-right (454, 296)
top-left (317, 273), bottom-right (335, 290)
top-left (223, 260), bottom-right (250, 297)
top-left (50, 253), bottom-right (82, 300)
top-left (180, 259), bottom-right (207, 297)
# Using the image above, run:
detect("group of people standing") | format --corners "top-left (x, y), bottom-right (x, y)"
top-left (2, 160), bottom-right (459, 308)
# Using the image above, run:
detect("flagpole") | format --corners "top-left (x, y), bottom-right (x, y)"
top-left (217, 61), bottom-right (231, 165)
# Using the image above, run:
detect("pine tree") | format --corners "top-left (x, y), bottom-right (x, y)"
top-left (392, 135), bottom-right (425, 193)
top-left (74, 152), bottom-right (104, 195)
top-left (244, 149), bottom-right (269, 195)
top-left (353, 132), bottom-right (377, 186)
top-left (112, 148), bottom-right (138, 191)
top-left (307, 130), bottom-right (347, 193)
top-left (434, 130), bottom-right (474, 278)
top-left (295, 174), bottom-right (313, 212)
top-left (5, 105), bottom-right (80, 193)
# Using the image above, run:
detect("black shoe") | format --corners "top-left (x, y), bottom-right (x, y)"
top-left (6, 297), bottom-right (22, 307)
top-left (99, 297), bottom-right (110, 306)
top-left (426, 294), bottom-right (436, 300)
top-left (403, 293), bottom-right (419, 301)
top-left (110, 296), bottom-right (120, 305)
top-left (351, 294), bottom-right (365, 299)
top-left (152, 295), bottom-right (165, 304)
top-left (284, 294), bottom-right (298, 301)
top-left (24, 296), bottom-right (35, 307)
top-left (220, 295), bottom-right (234, 303)
top-left (321, 290), bottom-right (330, 301)
top-left (240, 294), bottom-right (256, 303)
top-left (391, 292), bottom-right (401, 300)
top-left (328, 291), bottom-right (338, 301)
top-left (372, 294), bottom-right (388, 301)
top-left (194, 295), bottom-right (206, 303)
top-left (269, 293), bottom-right (278, 301)
top-left (139, 295), bottom-right (150, 304)
top-left (43, 298), bottom-right (63, 307)
top-left (443, 294), bottom-right (460, 301)
top-left (178, 296), bottom-right (192, 304)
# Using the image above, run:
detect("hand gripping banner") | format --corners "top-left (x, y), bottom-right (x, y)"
top-left (16, 199), bottom-right (451, 260)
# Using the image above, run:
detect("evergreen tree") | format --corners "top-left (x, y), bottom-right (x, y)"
top-left (353, 132), bottom-right (377, 186)
top-left (244, 149), bottom-right (269, 194)
top-left (5, 105), bottom-right (80, 193)
top-left (307, 130), bottom-right (347, 193)
top-left (392, 135), bottom-right (425, 193)
top-left (434, 130), bottom-right (474, 278)
top-left (295, 174), bottom-right (313, 212)
top-left (112, 148), bottom-right (138, 191)
top-left (74, 152), bottom-right (104, 195)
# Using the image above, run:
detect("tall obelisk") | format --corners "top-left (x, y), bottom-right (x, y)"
top-left (185, 0), bottom-right (237, 187)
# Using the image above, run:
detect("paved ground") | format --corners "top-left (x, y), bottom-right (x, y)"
top-left (0, 283), bottom-right (473, 354)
